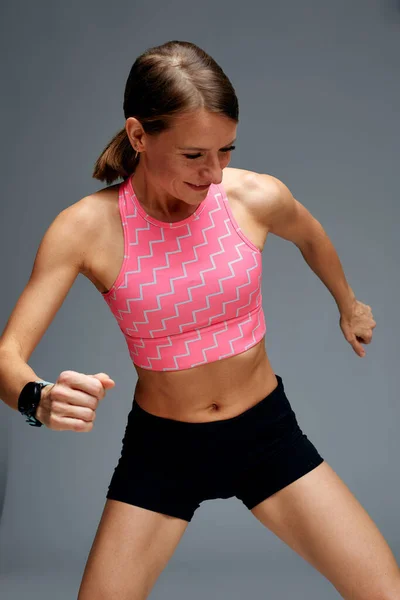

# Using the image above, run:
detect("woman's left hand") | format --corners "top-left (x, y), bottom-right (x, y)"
top-left (339, 299), bottom-right (376, 357)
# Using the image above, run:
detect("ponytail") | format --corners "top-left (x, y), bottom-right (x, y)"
top-left (92, 127), bottom-right (139, 185)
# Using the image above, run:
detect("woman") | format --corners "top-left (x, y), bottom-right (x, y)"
top-left (0, 40), bottom-right (397, 600)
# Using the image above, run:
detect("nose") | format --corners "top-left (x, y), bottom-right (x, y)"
top-left (201, 155), bottom-right (225, 185)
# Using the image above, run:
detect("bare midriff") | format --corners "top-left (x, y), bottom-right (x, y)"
top-left (132, 337), bottom-right (278, 423)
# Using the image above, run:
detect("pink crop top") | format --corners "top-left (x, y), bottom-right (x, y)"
top-left (101, 175), bottom-right (266, 371)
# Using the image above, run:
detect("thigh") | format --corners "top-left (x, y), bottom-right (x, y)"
top-left (249, 461), bottom-right (400, 600)
top-left (77, 498), bottom-right (189, 600)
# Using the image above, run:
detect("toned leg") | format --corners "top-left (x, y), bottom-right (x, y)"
top-left (77, 498), bottom-right (189, 600)
top-left (250, 461), bottom-right (400, 600)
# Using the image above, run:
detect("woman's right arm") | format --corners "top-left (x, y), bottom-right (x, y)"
top-left (0, 199), bottom-right (93, 411)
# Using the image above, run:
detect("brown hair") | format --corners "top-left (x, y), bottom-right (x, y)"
top-left (92, 40), bottom-right (239, 185)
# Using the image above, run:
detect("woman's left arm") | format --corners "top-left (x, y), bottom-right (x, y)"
top-left (253, 174), bottom-right (377, 357)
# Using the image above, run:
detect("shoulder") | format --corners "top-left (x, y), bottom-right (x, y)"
top-left (75, 182), bottom-right (120, 226)
top-left (60, 182), bottom-right (119, 224)
top-left (223, 166), bottom-right (279, 191)
top-left (222, 167), bottom-right (291, 228)
top-left (225, 168), bottom-right (321, 247)
top-left (57, 183), bottom-right (120, 270)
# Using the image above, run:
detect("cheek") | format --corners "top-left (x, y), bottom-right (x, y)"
top-left (165, 159), bottom-right (195, 181)
top-left (152, 156), bottom-right (177, 180)
top-left (158, 160), bottom-right (191, 190)
top-left (152, 154), bottom-right (197, 187)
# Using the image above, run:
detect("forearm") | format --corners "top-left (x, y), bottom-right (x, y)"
top-left (0, 349), bottom-right (44, 411)
top-left (298, 228), bottom-right (355, 316)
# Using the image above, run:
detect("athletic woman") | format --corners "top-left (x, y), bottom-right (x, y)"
top-left (1, 41), bottom-right (397, 600)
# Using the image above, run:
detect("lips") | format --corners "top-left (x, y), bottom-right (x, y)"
top-left (186, 182), bottom-right (211, 190)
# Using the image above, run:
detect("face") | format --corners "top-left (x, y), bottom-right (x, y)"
top-left (125, 109), bottom-right (237, 211)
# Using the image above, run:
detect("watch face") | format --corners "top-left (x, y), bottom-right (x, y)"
top-left (18, 382), bottom-right (41, 415)
top-left (18, 382), bottom-right (44, 426)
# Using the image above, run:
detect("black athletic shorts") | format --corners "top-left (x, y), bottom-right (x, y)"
top-left (106, 374), bottom-right (325, 522)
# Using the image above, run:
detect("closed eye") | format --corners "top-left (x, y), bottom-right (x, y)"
top-left (184, 145), bottom-right (236, 160)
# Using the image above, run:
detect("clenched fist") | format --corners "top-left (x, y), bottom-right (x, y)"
top-left (36, 370), bottom-right (115, 431)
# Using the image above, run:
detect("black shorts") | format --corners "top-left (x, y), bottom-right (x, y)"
top-left (106, 374), bottom-right (324, 522)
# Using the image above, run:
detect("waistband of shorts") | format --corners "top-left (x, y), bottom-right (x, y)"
top-left (130, 373), bottom-right (286, 435)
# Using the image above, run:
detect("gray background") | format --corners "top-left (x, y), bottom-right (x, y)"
top-left (0, 0), bottom-right (399, 598)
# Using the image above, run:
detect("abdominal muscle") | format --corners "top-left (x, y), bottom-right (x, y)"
top-left (133, 339), bottom-right (278, 423)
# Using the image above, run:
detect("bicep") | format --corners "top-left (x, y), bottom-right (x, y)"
top-left (0, 200), bottom-right (92, 361)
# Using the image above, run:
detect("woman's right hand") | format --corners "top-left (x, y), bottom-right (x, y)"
top-left (36, 370), bottom-right (116, 431)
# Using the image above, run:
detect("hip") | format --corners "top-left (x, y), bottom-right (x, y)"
top-left (119, 374), bottom-right (302, 479)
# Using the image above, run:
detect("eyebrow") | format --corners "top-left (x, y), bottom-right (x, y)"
top-left (177, 138), bottom-right (236, 151)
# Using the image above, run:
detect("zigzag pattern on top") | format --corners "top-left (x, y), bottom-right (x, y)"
top-left (101, 176), bottom-right (266, 371)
